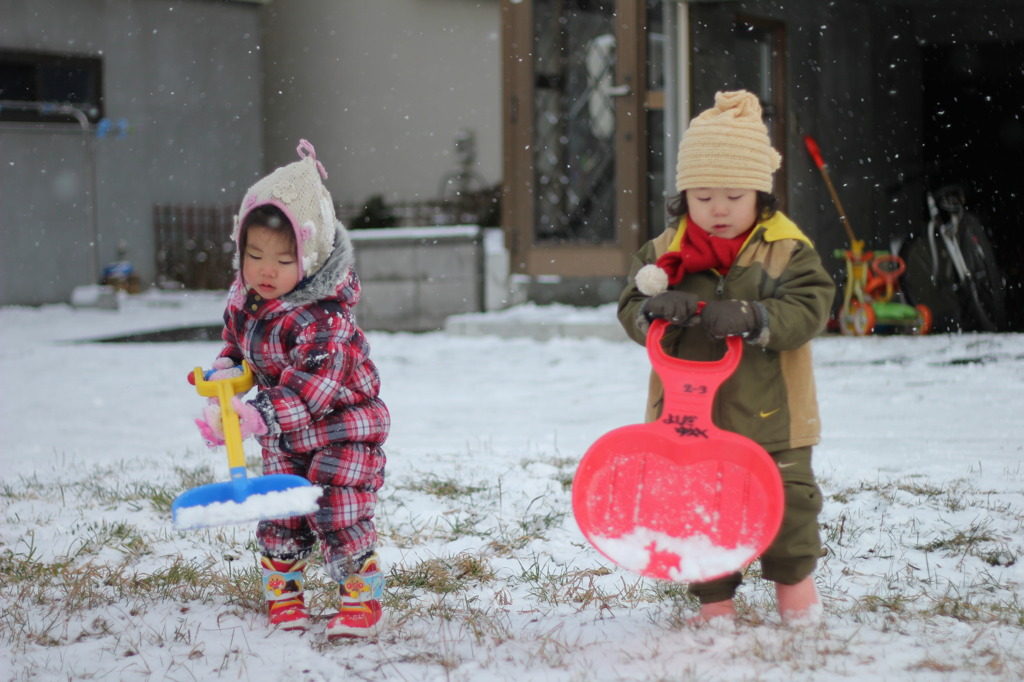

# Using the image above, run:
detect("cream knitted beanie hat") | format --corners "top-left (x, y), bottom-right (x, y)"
top-left (675, 90), bottom-right (782, 193)
top-left (233, 139), bottom-right (337, 280)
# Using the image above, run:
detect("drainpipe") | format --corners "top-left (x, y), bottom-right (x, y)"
top-left (665, 1), bottom-right (691, 191)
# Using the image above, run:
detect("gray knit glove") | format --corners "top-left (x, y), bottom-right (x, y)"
top-left (642, 291), bottom-right (701, 326)
top-left (700, 299), bottom-right (766, 339)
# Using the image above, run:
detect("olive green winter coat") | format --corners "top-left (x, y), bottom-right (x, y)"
top-left (618, 212), bottom-right (835, 453)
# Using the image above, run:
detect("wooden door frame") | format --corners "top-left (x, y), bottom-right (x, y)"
top-left (501, 0), bottom-right (647, 278)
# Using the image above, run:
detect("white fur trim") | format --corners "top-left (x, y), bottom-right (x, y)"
top-left (300, 219), bottom-right (320, 274)
top-left (636, 264), bottom-right (669, 296)
top-left (321, 197), bottom-right (337, 249)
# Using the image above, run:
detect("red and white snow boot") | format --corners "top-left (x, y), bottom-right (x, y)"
top-left (261, 555), bottom-right (310, 631)
top-left (326, 553), bottom-right (384, 639)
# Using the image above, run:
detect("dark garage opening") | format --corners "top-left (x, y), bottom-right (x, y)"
top-left (921, 40), bottom-right (1024, 330)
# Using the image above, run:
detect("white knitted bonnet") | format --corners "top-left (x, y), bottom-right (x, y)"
top-left (233, 139), bottom-right (337, 280)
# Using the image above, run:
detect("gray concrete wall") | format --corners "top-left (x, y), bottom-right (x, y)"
top-left (259, 0), bottom-right (502, 208)
top-left (0, 0), bottom-right (264, 305)
top-left (350, 226), bottom-right (486, 331)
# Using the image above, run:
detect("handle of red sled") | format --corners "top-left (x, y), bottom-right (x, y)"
top-left (647, 316), bottom-right (742, 423)
top-left (192, 362), bottom-right (255, 487)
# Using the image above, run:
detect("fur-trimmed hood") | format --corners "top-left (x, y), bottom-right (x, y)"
top-left (280, 222), bottom-right (356, 308)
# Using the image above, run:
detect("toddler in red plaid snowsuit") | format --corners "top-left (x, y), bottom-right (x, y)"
top-left (195, 140), bottom-right (389, 639)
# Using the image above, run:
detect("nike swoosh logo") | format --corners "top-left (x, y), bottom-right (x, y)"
top-left (778, 462), bottom-right (797, 469)
top-left (759, 408), bottom-right (781, 418)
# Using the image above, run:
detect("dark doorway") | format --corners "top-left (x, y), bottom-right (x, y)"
top-left (921, 41), bottom-right (1024, 330)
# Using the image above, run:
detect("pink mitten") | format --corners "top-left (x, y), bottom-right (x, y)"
top-left (185, 357), bottom-right (244, 386)
top-left (207, 357), bottom-right (244, 382)
top-left (196, 398), bottom-right (267, 447)
top-left (232, 396), bottom-right (269, 438)
top-left (195, 401), bottom-right (225, 448)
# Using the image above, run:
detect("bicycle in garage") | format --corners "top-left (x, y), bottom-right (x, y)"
top-left (896, 185), bottom-right (1007, 333)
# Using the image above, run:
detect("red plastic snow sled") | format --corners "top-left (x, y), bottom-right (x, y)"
top-left (572, 319), bottom-right (784, 583)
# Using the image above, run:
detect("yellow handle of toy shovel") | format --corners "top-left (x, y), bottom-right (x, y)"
top-left (192, 362), bottom-right (255, 474)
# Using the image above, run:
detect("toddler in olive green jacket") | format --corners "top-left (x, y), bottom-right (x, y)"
top-left (618, 91), bottom-right (835, 625)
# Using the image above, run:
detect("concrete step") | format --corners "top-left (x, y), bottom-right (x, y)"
top-left (444, 303), bottom-right (627, 341)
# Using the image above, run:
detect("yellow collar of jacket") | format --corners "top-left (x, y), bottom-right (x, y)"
top-left (667, 211), bottom-right (813, 253)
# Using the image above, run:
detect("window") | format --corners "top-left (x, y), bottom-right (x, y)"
top-left (0, 50), bottom-right (104, 124)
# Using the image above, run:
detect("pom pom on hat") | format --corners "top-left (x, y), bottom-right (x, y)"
top-left (636, 263), bottom-right (669, 296)
top-left (233, 140), bottom-right (339, 280)
top-left (675, 90), bottom-right (782, 193)
top-left (635, 250), bottom-right (686, 297)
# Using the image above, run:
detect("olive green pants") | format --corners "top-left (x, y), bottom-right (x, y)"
top-left (687, 446), bottom-right (823, 605)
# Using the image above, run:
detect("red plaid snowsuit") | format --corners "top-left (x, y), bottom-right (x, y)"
top-left (217, 260), bottom-right (388, 581)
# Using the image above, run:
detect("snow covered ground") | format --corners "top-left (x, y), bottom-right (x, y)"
top-left (2, 290), bottom-right (1023, 681)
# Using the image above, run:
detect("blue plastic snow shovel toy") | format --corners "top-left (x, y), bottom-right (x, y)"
top-left (172, 361), bottom-right (321, 530)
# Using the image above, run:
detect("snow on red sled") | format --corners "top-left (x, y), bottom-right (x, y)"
top-left (172, 362), bottom-right (321, 530)
top-left (572, 318), bottom-right (784, 583)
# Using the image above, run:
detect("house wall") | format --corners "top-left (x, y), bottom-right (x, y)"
top-left (0, 0), bottom-right (264, 305)
top-left (258, 0), bottom-right (503, 209)
top-left (5, 0), bottom-right (1020, 322)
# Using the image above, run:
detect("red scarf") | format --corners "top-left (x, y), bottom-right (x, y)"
top-left (653, 216), bottom-right (752, 287)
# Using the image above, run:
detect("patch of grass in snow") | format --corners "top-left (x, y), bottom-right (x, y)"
top-left (1, 459), bottom-right (219, 518)
top-left (79, 475), bottom-right (178, 513)
top-left (531, 454), bottom-right (580, 491)
top-left (172, 461), bottom-right (220, 492)
top-left (70, 519), bottom-right (150, 558)
top-left (485, 506), bottom-right (569, 555)
top-left (512, 555), bottom-right (697, 613)
top-left (816, 473), bottom-right (1024, 636)
top-left (395, 473), bottom-right (488, 499)
top-left (0, 478), bottom-right (32, 501)
top-left (916, 519), bottom-right (1018, 567)
top-left (389, 553), bottom-right (496, 596)
top-left (825, 475), bottom-right (988, 513)
top-left (856, 592), bottom-right (915, 615)
top-left (6, 448), bottom-right (1024, 680)
top-left (384, 459), bottom-right (571, 554)
top-left (0, 553), bottom-right (140, 644)
top-left (0, 527), bottom-right (266, 649)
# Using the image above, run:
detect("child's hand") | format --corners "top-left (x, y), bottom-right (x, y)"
top-left (700, 299), bottom-right (763, 339)
top-left (185, 357), bottom-right (243, 385)
top-left (194, 397), bottom-right (267, 448)
top-left (231, 397), bottom-right (269, 438)
top-left (207, 357), bottom-right (244, 381)
top-left (643, 291), bottom-right (701, 326)
top-left (195, 401), bottom-right (225, 448)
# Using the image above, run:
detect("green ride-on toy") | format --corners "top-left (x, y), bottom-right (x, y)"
top-left (835, 241), bottom-right (932, 336)
top-left (804, 134), bottom-right (931, 336)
